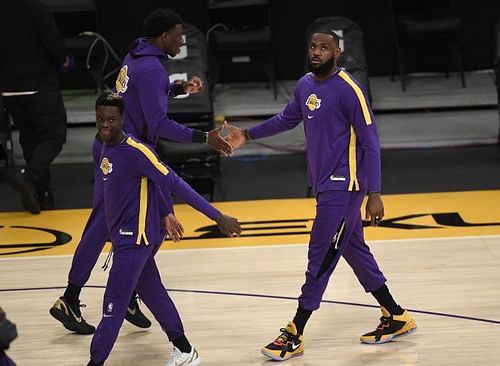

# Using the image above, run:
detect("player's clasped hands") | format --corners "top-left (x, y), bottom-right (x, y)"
top-left (207, 124), bottom-right (233, 156)
top-left (184, 76), bottom-right (205, 94)
top-left (207, 120), bottom-right (246, 156)
top-left (222, 121), bottom-right (247, 150)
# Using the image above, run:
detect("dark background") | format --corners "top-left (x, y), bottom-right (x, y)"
top-left (46, 0), bottom-right (500, 81)
top-left (2, 145), bottom-right (500, 211)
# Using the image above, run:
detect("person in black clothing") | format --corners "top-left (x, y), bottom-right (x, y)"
top-left (0, 0), bottom-right (69, 213)
top-left (0, 307), bottom-right (17, 366)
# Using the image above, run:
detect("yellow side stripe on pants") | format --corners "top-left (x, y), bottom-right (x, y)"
top-left (136, 176), bottom-right (150, 245)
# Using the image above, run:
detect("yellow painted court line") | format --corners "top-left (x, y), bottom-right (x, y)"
top-left (1, 190), bottom-right (500, 258)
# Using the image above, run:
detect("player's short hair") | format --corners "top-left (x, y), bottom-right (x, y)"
top-left (95, 92), bottom-right (124, 115)
top-left (143, 8), bottom-right (183, 37)
top-left (311, 29), bottom-right (340, 46)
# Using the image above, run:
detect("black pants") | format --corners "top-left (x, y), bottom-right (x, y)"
top-left (4, 91), bottom-right (67, 192)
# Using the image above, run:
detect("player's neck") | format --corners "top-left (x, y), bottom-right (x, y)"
top-left (313, 66), bottom-right (339, 81)
top-left (149, 38), bottom-right (166, 54)
top-left (106, 130), bottom-right (126, 146)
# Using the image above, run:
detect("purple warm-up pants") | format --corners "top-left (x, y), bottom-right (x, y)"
top-left (89, 239), bottom-right (184, 364)
top-left (67, 197), bottom-right (108, 287)
top-left (298, 189), bottom-right (386, 311)
top-left (0, 353), bottom-right (16, 366)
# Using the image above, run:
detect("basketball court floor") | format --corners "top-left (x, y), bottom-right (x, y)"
top-left (1, 70), bottom-right (499, 364)
top-left (1, 190), bottom-right (500, 365)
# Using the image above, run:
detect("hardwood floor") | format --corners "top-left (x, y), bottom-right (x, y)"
top-left (2, 234), bottom-right (500, 365)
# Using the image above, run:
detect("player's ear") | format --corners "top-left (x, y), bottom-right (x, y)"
top-left (161, 31), bottom-right (170, 41)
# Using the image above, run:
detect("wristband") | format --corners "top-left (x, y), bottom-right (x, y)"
top-left (173, 82), bottom-right (186, 96)
top-left (192, 129), bottom-right (206, 143)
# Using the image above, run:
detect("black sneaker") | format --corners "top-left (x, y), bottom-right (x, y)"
top-left (125, 295), bottom-right (151, 328)
top-left (49, 297), bottom-right (95, 334)
top-left (261, 321), bottom-right (304, 361)
top-left (39, 189), bottom-right (55, 210)
top-left (360, 306), bottom-right (417, 344)
top-left (10, 170), bottom-right (40, 214)
top-left (87, 360), bottom-right (103, 366)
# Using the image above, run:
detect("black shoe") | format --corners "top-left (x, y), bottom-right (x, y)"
top-left (39, 189), bottom-right (55, 210)
top-left (49, 296), bottom-right (95, 334)
top-left (125, 295), bottom-right (151, 328)
top-left (87, 360), bottom-right (103, 366)
top-left (360, 307), bottom-right (417, 344)
top-left (10, 170), bottom-right (40, 214)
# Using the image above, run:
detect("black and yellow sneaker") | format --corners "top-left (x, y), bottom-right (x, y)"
top-left (49, 297), bottom-right (95, 334)
top-left (360, 307), bottom-right (417, 344)
top-left (125, 295), bottom-right (151, 328)
top-left (261, 321), bottom-right (304, 361)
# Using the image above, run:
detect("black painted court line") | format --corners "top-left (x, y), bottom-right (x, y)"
top-left (2, 285), bottom-right (499, 325)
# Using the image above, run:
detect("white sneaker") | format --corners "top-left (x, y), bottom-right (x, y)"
top-left (165, 346), bottom-right (201, 366)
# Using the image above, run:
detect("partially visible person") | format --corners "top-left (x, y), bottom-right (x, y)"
top-left (225, 30), bottom-right (417, 361)
top-left (0, 0), bottom-right (69, 214)
top-left (87, 93), bottom-right (240, 366)
top-left (49, 8), bottom-right (232, 333)
top-left (0, 307), bottom-right (17, 366)
top-left (117, 8), bottom-right (232, 152)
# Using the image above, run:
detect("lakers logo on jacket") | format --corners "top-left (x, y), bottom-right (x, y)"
top-left (305, 94), bottom-right (322, 111)
top-left (100, 157), bottom-right (113, 175)
top-left (115, 65), bottom-right (129, 94)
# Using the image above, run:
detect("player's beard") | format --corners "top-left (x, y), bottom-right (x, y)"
top-left (307, 56), bottom-right (336, 77)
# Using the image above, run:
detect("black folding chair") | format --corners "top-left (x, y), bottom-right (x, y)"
top-left (0, 96), bottom-right (14, 167)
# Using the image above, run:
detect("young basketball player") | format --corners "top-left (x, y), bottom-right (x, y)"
top-left (87, 92), bottom-right (240, 366)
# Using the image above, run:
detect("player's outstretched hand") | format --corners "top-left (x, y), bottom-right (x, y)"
top-left (215, 214), bottom-right (242, 237)
top-left (163, 213), bottom-right (184, 242)
top-left (208, 124), bottom-right (233, 156)
top-left (184, 76), bottom-right (204, 94)
top-left (223, 121), bottom-right (247, 149)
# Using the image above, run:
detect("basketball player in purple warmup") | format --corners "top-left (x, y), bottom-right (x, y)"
top-left (49, 8), bottom-right (233, 334)
top-left (87, 93), bottom-right (240, 366)
top-left (225, 30), bottom-right (417, 361)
